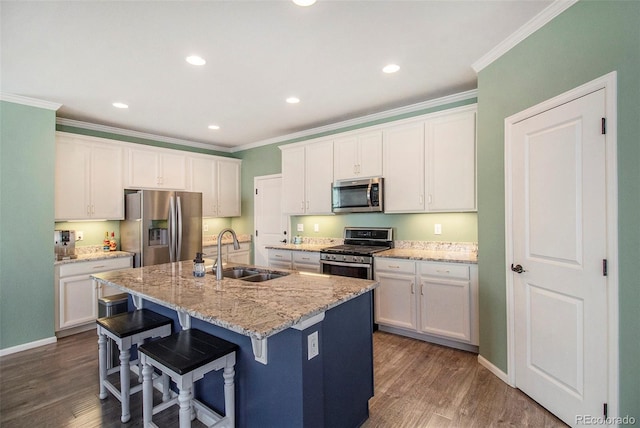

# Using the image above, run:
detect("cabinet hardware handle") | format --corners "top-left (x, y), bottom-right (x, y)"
top-left (410, 282), bottom-right (415, 294)
top-left (92, 265), bottom-right (106, 269)
top-left (420, 283), bottom-right (424, 295)
top-left (86, 205), bottom-right (91, 214)
top-left (389, 265), bottom-right (400, 269)
top-left (436, 269), bottom-right (451, 274)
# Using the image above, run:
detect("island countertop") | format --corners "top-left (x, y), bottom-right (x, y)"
top-left (91, 260), bottom-right (378, 341)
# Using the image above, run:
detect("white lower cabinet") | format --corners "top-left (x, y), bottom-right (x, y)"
top-left (374, 257), bottom-right (478, 351)
top-left (268, 249), bottom-right (321, 272)
top-left (55, 256), bottom-right (132, 332)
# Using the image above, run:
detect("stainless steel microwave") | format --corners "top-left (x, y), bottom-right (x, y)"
top-left (332, 177), bottom-right (384, 213)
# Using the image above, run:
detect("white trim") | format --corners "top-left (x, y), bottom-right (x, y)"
top-left (504, 71), bottom-right (619, 418)
top-left (234, 89), bottom-right (477, 152)
top-left (56, 118), bottom-right (232, 153)
top-left (0, 92), bottom-right (62, 111)
top-left (477, 355), bottom-right (511, 386)
top-left (0, 336), bottom-right (57, 357)
top-left (472, 0), bottom-right (579, 73)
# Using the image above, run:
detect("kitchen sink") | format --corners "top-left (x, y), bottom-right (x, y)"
top-left (214, 267), bottom-right (289, 282)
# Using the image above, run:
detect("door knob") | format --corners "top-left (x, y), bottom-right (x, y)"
top-left (511, 264), bottom-right (526, 274)
top-left (280, 239), bottom-right (287, 243)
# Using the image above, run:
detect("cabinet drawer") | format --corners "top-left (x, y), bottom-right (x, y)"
top-left (292, 251), bottom-right (320, 264)
top-left (59, 257), bottom-right (132, 277)
top-left (419, 262), bottom-right (469, 280)
top-left (375, 258), bottom-right (415, 275)
top-left (268, 249), bottom-right (292, 262)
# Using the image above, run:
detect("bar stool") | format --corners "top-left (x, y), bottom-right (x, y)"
top-left (96, 309), bottom-right (173, 423)
top-left (139, 329), bottom-right (239, 428)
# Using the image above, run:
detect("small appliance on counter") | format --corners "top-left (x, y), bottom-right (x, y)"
top-left (54, 230), bottom-right (77, 260)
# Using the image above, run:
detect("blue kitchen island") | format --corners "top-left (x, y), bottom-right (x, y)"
top-left (92, 261), bottom-right (378, 428)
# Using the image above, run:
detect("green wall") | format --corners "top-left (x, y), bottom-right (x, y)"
top-left (476, 1), bottom-right (639, 418)
top-left (234, 97), bottom-right (480, 243)
top-left (0, 101), bottom-right (57, 349)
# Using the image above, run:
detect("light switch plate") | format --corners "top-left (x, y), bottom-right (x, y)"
top-left (434, 224), bottom-right (442, 235)
top-left (297, 224), bottom-right (304, 232)
top-left (314, 224), bottom-right (319, 232)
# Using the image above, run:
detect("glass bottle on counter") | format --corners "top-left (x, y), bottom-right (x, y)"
top-left (103, 232), bottom-right (110, 252)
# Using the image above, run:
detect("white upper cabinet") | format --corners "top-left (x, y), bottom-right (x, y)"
top-left (55, 133), bottom-right (124, 221)
top-left (425, 109), bottom-right (476, 212)
top-left (383, 121), bottom-right (426, 213)
top-left (281, 140), bottom-right (333, 215)
top-left (188, 155), bottom-right (241, 217)
top-left (126, 146), bottom-right (186, 190)
top-left (333, 131), bottom-right (383, 180)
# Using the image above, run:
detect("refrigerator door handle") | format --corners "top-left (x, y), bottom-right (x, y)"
top-left (169, 196), bottom-right (177, 262)
top-left (176, 196), bottom-right (183, 261)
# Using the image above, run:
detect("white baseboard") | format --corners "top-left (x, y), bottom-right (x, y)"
top-left (0, 336), bottom-right (57, 357)
top-left (477, 354), bottom-right (512, 386)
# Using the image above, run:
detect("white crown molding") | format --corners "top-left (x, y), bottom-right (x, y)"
top-left (472, 0), bottom-right (579, 73)
top-left (232, 89), bottom-right (478, 152)
top-left (0, 92), bottom-right (62, 111)
top-left (55, 118), bottom-right (232, 153)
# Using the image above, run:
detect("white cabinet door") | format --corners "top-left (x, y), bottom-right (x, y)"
top-left (418, 278), bottom-right (471, 342)
top-left (127, 147), bottom-right (186, 189)
top-left (305, 141), bottom-right (333, 214)
top-left (374, 272), bottom-right (416, 330)
top-left (59, 274), bottom-right (98, 329)
top-left (90, 142), bottom-right (124, 219)
top-left (216, 159), bottom-right (241, 217)
top-left (383, 121), bottom-right (425, 212)
top-left (268, 249), bottom-right (293, 269)
top-left (357, 131), bottom-right (383, 178)
top-left (426, 109), bottom-right (476, 212)
top-left (292, 251), bottom-right (320, 273)
top-left (55, 138), bottom-right (90, 220)
top-left (281, 146), bottom-right (306, 214)
top-left (189, 157), bottom-right (217, 217)
top-left (333, 131), bottom-right (382, 180)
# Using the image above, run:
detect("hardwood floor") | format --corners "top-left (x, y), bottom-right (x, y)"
top-left (0, 330), bottom-right (566, 427)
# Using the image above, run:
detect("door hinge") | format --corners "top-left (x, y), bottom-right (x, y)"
top-left (601, 117), bottom-right (606, 135)
top-left (603, 403), bottom-right (608, 418)
top-left (602, 259), bottom-right (608, 276)
top-left (255, 188), bottom-right (258, 195)
top-left (255, 230), bottom-right (258, 237)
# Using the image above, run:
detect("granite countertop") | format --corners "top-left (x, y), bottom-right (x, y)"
top-left (375, 241), bottom-right (478, 264)
top-left (54, 250), bottom-right (133, 266)
top-left (265, 243), bottom-right (329, 252)
top-left (203, 233), bottom-right (252, 247)
top-left (91, 260), bottom-right (378, 340)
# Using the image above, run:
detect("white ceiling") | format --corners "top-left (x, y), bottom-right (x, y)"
top-left (1, 0), bottom-right (552, 151)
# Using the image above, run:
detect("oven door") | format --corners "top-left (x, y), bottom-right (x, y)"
top-left (320, 260), bottom-right (372, 280)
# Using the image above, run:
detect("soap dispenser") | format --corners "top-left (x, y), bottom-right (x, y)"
top-left (193, 252), bottom-right (205, 277)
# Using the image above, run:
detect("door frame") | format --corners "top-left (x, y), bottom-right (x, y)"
top-left (504, 72), bottom-right (618, 416)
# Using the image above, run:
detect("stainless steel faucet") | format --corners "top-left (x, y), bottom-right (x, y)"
top-left (216, 228), bottom-right (240, 280)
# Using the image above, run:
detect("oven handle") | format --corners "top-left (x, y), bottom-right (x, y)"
top-left (321, 260), bottom-right (371, 269)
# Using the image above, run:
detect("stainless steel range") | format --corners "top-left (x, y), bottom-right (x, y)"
top-left (320, 227), bottom-right (393, 280)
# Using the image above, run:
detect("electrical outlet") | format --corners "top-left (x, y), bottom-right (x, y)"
top-left (308, 331), bottom-right (319, 360)
top-left (297, 224), bottom-right (304, 232)
top-left (434, 224), bottom-right (442, 235)
top-left (314, 224), bottom-right (319, 232)
top-left (76, 231), bottom-right (84, 241)
top-left (203, 224), bottom-right (209, 232)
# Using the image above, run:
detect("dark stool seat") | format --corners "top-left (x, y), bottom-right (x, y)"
top-left (96, 309), bottom-right (173, 423)
top-left (139, 329), bottom-right (239, 428)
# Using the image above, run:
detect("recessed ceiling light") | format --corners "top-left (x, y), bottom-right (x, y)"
top-left (382, 64), bottom-right (400, 74)
top-left (286, 97), bottom-right (300, 104)
top-left (112, 102), bottom-right (128, 109)
top-left (293, 0), bottom-right (316, 6)
top-left (208, 124), bottom-right (220, 130)
top-left (186, 55), bottom-right (206, 66)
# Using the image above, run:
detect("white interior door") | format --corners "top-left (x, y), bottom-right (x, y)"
top-left (509, 89), bottom-right (608, 426)
top-left (254, 174), bottom-right (288, 267)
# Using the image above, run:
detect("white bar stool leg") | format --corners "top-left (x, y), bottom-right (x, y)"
top-left (178, 386), bottom-right (193, 428)
top-left (223, 364), bottom-right (236, 428)
top-left (142, 361), bottom-right (154, 427)
top-left (119, 346), bottom-right (131, 423)
top-left (97, 333), bottom-right (108, 400)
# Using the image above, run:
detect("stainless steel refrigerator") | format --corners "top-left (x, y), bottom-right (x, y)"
top-left (120, 190), bottom-right (202, 267)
